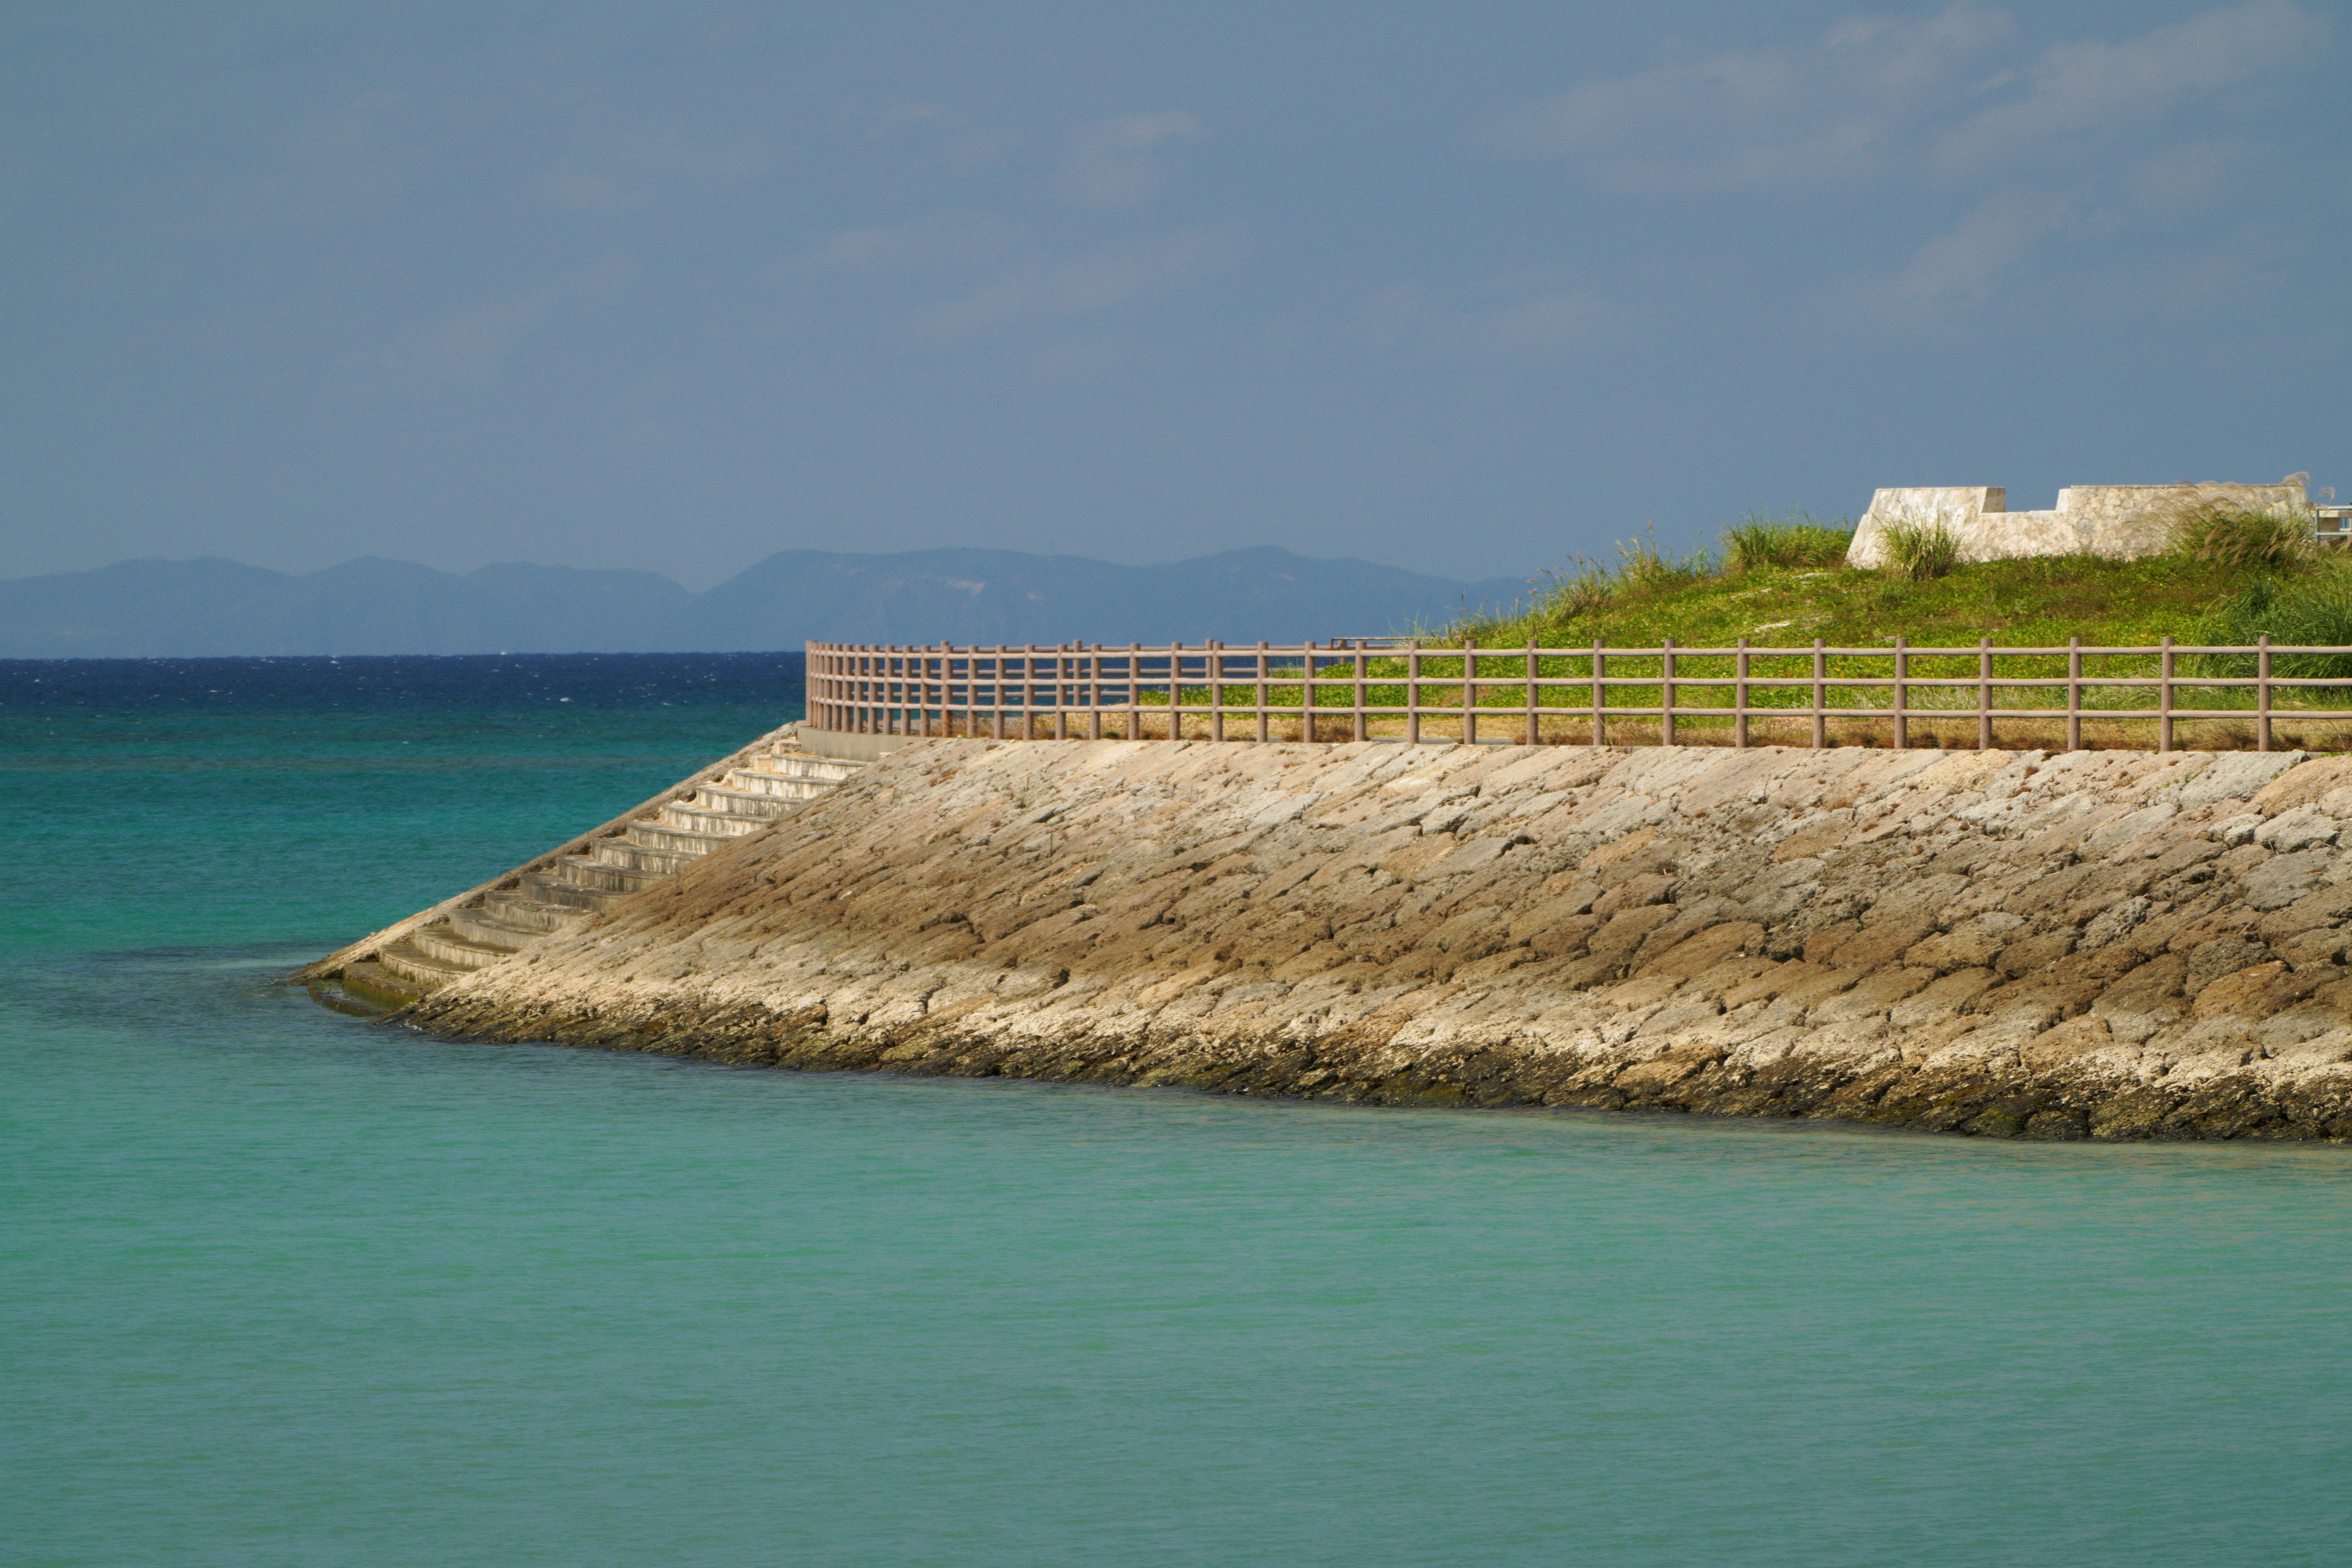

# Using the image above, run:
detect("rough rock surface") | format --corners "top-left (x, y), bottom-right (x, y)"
top-left (404, 739), bottom-right (2352, 1141)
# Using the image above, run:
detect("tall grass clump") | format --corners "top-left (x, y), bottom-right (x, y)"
top-left (1529, 559), bottom-right (1615, 621)
top-left (1880, 521), bottom-right (1962, 581)
top-left (2204, 565), bottom-right (2352, 680)
top-left (2169, 502), bottom-right (2315, 568)
top-left (1613, 525), bottom-right (1713, 592)
top-left (1722, 511), bottom-right (1852, 573)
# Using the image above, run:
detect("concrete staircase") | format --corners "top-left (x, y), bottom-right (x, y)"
top-left (337, 737), bottom-right (863, 1008)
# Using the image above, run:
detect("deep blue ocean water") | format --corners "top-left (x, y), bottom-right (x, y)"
top-left (5, 654), bottom-right (2351, 1567)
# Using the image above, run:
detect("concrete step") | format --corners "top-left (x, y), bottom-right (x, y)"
top-left (477, 891), bottom-right (586, 933)
top-left (553, 854), bottom-right (661, 894)
top-left (689, 785), bottom-right (795, 820)
top-left (519, 870), bottom-right (625, 910)
top-left (633, 815), bottom-right (745, 851)
top-left (336, 959), bottom-right (430, 1008)
top-left (662, 800), bottom-right (774, 835)
top-left (594, 837), bottom-right (700, 876)
top-left (696, 780), bottom-right (799, 809)
top-left (377, 938), bottom-right (473, 988)
top-left (727, 768), bottom-right (845, 802)
top-left (760, 751), bottom-right (864, 783)
top-left (445, 907), bottom-right (545, 951)
top-left (411, 923), bottom-right (519, 970)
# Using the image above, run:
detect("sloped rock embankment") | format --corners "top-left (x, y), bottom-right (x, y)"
top-left (404, 739), bottom-right (2352, 1140)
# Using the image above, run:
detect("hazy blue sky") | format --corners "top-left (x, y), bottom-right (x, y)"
top-left (4, 2), bottom-right (2343, 587)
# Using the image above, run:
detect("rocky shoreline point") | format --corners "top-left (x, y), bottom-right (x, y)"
top-left (399, 738), bottom-right (2352, 1140)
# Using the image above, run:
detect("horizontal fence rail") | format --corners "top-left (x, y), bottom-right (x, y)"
top-left (806, 636), bottom-right (2352, 753)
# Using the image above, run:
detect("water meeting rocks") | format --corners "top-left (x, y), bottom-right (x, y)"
top-left (402, 738), bottom-right (2352, 1140)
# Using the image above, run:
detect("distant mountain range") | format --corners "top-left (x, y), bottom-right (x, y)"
top-left (0, 548), bottom-right (1534, 658)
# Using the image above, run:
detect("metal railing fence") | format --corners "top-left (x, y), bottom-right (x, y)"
top-left (806, 636), bottom-right (2352, 753)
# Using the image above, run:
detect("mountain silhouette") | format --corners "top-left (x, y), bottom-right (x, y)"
top-left (0, 548), bottom-right (1531, 657)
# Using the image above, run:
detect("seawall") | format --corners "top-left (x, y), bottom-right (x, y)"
top-left (402, 738), bottom-right (2352, 1140)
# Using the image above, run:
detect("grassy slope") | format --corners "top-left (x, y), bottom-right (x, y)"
top-left (1458, 552), bottom-right (2267, 653)
top-left (1410, 549), bottom-right (2343, 748)
top-left (1143, 535), bottom-right (2346, 748)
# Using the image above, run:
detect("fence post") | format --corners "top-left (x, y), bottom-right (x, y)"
top-left (1592, 639), bottom-right (1606, 748)
top-left (1812, 639), bottom-right (1826, 748)
top-left (1735, 638), bottom-right (1750, 748)
top-left (2258, 635), bottom-right (2272, 752)
top-left (1462, 643), bottom-right (1477, 746)
top-left (1256, 641), bottom-right (1270, 744)
top-left (1207, 642), bottom-right (1224, 744)
top-left (1127, 643), bottom-right (1141, 741)
top-left (1892, 637), bottom-right (1907, 749)
top-left (990, 646), bottom-right (1005, 741)
top-left (1055, 645), bottom-right (1070, 741)
top-left (1088, 646), bottom-right (1102, 741)
top-left (2067, 637), bottom-right (2082, 752)
top-left (1407, 639), bottom-right (1422, 745)
top-left (1015, 644), bottom-right (1031, 741)
top-left (2160, 635), bottom-right (2174, 753)
top-left (1661, 638), bottom-right (1677, 747)
top-left (1172, 643), bottom-right (1186, 742)
top-left (1354, 644), bottom-right (1367, 742)
top-left (1525, 638), bottom-right (1539, 747)
top-left (1298, 644), bottom-right (1311, 745)
top-left (1978, 636), bottom-right (1992, 751)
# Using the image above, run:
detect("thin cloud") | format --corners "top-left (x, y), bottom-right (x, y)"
top-left (1057, 111), bottom-right (1200, 208)
top-left (822, 214), bottom-right (1019, 270)
top-left (208, 88), bottom-right (420, 225)
top-left (1480, 5), bottom-right (2010, 190)
top-left (869, 101), bottom-right (1022, 168)
top-left (1480, 293), bottom-right (1598, 356)
top-left (551, 172), bottom-right (635, 213)
top-left (911, 229), bottom-right (1231, 339)
top-left (1361, 282), bottom-right (1604, 359)
top-left (543, 123), bottom-right (772, 214)
top-left (382, 257), bottom-right (631, 382)
top-left (1862, 193), bottom-right (2071, 321)
top-left (1483, 1), bottom-right (2329, 190)
top-left (1936, 1), bottom-right (2332, 169)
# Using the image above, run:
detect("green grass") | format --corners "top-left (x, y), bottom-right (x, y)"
top-left (2167, 502), bottom-right (2315, 568)
top-left (1720, 512), bottom-right (1852, 573)
top-left (987, 516), bottom-right (2352, 751)
top-left (2201, 573), bottom-right (2352, 679)
top-left (1429, 523), bottom-right (2352, 747)
top-left (1466, 548), bottom-right (2271, 653)
top-left (1879, 520), bottom-right (1961, 582)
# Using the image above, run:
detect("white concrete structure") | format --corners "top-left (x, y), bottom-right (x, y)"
top-left (1845, 477), bottom-right (2312, 569)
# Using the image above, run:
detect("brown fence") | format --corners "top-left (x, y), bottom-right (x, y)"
top-left (805, 636), bottom-right (2352, 753)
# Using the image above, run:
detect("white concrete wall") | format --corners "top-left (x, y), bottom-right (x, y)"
top-left (1845, 488), bottom-right (2003, 570)
top-left (1845, 479), bottom-right (2310, 570)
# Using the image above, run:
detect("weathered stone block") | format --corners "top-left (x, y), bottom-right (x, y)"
top-left (2256, 807), bottom-right (2340, 852)
top-left (1907, 911), bottom-right (2027, 971)
top-left (365, 736), bottom-right (2352, 1143)
top-left (2187, 935), bottom-right (2276, 993)
top-left (2242, 850), bottom-right (2335, 911)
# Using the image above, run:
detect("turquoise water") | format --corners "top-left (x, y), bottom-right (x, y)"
top-left (6, 658), bottom-right (2351, 1566)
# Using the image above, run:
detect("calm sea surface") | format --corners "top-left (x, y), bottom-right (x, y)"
top-left (5, 654), bottom-right (2350, 1567)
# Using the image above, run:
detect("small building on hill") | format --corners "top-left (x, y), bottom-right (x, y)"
top-left (1845, 476), bottom-right (2313, 568)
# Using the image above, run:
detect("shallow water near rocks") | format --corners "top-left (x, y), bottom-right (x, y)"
top-left (6, 656), bottom-right (2351, 1567)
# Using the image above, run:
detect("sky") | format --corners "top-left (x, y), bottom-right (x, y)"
top-left (2, 1), bottom-right (2345, 589)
